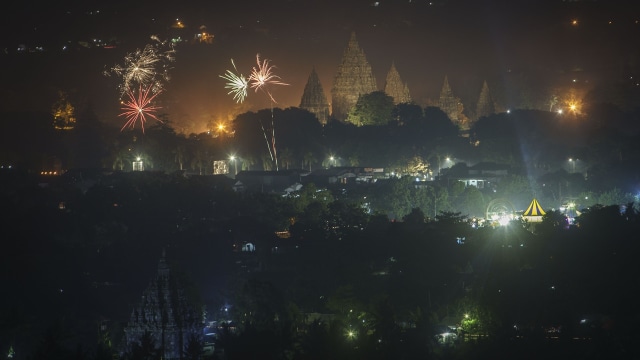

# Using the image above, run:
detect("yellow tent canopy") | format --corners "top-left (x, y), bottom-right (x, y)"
top-left (523, 198), bottom-right (546, 217)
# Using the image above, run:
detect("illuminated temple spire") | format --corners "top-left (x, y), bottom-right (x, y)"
top-left (384, 61), bottom-right (411, 105)
top-left (475, 80), bottom-right (496, 120)
top-left (299, 66), bottom-right (330, 125)
top-left (438, 75), bottom-right (469, 134)
top-left (331, 32), bottom-right (377, 121)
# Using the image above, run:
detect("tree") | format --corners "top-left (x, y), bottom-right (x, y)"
top-left (536, 209), bottom-right (568, 235)
top-left (30, 322), bottom-right (72, 360)
top-left (393, 103), bottom-right (423, 126)
top-left (460, 186), bottom-right (486, 218)
top-left (371, 176), bottom-right (414, 220)
top-left (112, 147), bottom-right (132, 170)
top-left (51, 90), bottom-right (76, 130)
top-left (346, 91), bottom-right (395, 126)
top-left (173, 144), bottom-right (187, 171)
top-left (303, 151), bottom-right (317, 171)
top-left (261, 152), bottom-right (274, 171)
top-left (127, 331), bottom-right (161, 360)
top-left (183, 333), bottom-right (205, 360)
top-left (71, 104), bottom-right (104, 169)
top-left (279, 147), bottom-right (294, 170)
top-left (403, 207), bottom-right (426, 224)
top-left (241, 154), bottom-right (256, 171)
top-left (232, 278), bottom-right (290, 333)
top-left (190, 149), bottom-right (208, 175)
top-left (423, 107), bottom-right (459, 139)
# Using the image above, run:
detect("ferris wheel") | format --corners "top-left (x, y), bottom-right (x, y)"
top-left (485, 198), bottom-right (517, 225)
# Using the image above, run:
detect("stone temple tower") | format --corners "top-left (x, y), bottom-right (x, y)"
top-left (121, 251), bottom-right (200, 359)
top-left (299, 67), bottom-right (330, 125)
top-left (438, 75), bottom-right (471, 134)
top-left (331, 32), bottom-right (377, 121)
top-left (384, 61), bottom-right (412, 105)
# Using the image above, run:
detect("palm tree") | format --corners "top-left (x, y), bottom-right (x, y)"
top-left (173, 144), bottom-right (187, 171)
top-left (241, 155), bottom-right (256, 171)
top-left (191, 150), bottom-right (208, 175)
top-left (428, 145), bottom-right (451, 177)
top-left (348, 154), bottom-right (360, 167)
top-left (112, 147), bottom-right (131, 171)
top-left (303, 151), bottom-right (317, 171)
top-left (279, 147), bottom-right (294, 170)
top-left (261, 152), bottom-right (274, 171)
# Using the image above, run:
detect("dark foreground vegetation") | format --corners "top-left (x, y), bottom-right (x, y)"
top-left (1, 167), bottom-right (639, 359)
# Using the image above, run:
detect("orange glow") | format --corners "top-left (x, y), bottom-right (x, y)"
top-left (562, 98), bottom-right (582, 115)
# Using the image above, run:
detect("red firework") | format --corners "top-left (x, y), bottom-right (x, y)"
top-left (119, 86), bottom-right (162, 133)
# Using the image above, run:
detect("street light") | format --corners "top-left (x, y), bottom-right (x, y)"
top-left (569, 158), bottom-right (576, 173)
top-left (330, 156), bottom-right (335, 168)
top-left (229, 155), bottom-right (237, 175)
top-left (437, 156), bottom-right (452, 178)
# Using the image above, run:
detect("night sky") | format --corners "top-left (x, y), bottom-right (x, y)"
top-left (0, 0), bottom-right (637, 134)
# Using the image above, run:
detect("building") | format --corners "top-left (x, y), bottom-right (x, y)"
top-left (522, 198), bottom-right (546, 223)
top-left (303, 166), bottom-right (386, 187)
top-left (384, 61), bottom-right (412, 105)
top-left (331, 32), bottom-right (377, 122)
top-left (121, 251), bottom-right (201, 359)
top-left (443, 162), bottom-right (510, 189)
top-left (299, 67), bottom-right (330, 125)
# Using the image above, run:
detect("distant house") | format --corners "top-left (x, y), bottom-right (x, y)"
top-left (303, 167), bottom-right (386, 187)
top-left (442, 162), bottom-right (510, 189)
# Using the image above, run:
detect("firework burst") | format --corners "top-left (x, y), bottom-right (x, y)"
top-left (248, 53), bottom-right (288, 103)
top-left (220, 54), bottom-right (288, 171)
top-left (119, 86), bottom-right (162, 133)
top-left (220, 59), bottom-right (249, 103)
top-left (105, 36), bottom-right (175, 98)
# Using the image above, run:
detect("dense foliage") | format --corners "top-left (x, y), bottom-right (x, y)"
top-left (1, 167), bottom-right (639, 359)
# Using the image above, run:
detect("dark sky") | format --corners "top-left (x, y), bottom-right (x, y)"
top-left (0, 0), bottom-right (637, 134)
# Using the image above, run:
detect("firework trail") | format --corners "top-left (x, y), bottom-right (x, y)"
top-left (220, 54), bottom-right (288, 170)
top-left (119, 86), bottom-right (162, 133)
top-left (249, 54), bottom-right (288, 170)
